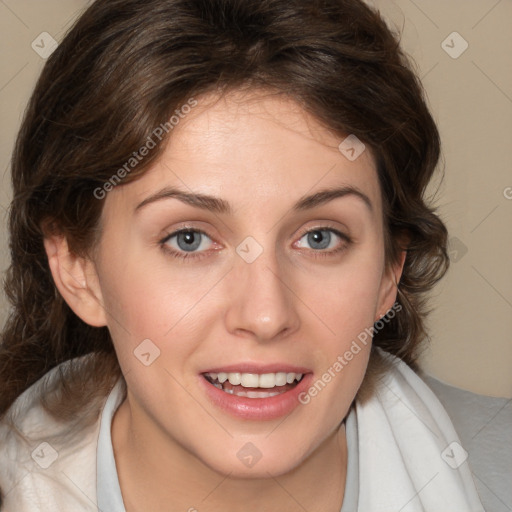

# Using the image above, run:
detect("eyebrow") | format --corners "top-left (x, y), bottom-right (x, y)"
top-left (134, 185), bottom-right (373, 215)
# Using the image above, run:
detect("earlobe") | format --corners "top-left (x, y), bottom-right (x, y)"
top-left (43, 234), bottom-right (108, 327)
top-left (375, 248), bottom-right (407, 322)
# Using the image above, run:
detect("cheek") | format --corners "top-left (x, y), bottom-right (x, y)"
top-left (96, 246), bottom-right (224, 372)
top-left (97, 234), bottom-right (187, 331)
top-left (304, 249), bottom-right (384, 339)
top-left (297, 260), bottom-right (380, 418)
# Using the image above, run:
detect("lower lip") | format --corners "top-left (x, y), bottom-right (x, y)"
top-left (199, 373), bottom-right (314, 421)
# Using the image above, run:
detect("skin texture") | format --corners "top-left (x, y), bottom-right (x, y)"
top-left (44, 88), bottom-right (406, 512)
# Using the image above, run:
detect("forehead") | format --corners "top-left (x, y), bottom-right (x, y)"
top-left (108, 87), bottom-right (382, 220)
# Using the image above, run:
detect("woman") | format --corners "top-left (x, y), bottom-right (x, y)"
top-left (0, 0), bottom-right (485, 510)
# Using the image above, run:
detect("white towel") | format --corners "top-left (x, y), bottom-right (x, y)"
top-left (356, 347), bottom-right (486, 511)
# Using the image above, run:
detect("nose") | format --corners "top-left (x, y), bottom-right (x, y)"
top-left (224, 245), bottom-right (301, 343)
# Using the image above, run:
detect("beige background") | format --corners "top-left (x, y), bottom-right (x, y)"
top-left (0, 1), bottom-right (510, 398)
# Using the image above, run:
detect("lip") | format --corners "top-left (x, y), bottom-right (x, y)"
top-left (201, 363), bottom-right (312, 374)
top-left (198, 370), bottom-right (314, 421)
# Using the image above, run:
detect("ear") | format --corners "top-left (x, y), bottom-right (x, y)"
top-left (43, 234), bottom-right (108, 327)
top-left (375, 247), bottom-right (407, 322)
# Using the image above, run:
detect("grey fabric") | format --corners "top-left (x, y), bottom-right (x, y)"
top-left (419, 372), bottom-right (512, 512)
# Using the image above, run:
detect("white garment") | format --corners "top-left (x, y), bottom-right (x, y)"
top-left (356, 349), bottom-right (485, 511)
top-left (0, 347), bottom-right (486, 511)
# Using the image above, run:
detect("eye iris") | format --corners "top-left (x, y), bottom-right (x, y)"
top-left (308, 230), bottom-right (330, 250)
top-left (172, 229), bottom-right (336, 254)
top-left (177, 231), bottom-right (201, 252)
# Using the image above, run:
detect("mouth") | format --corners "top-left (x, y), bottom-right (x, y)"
top-left (199, 367), bottom-right (313, 420)
top-left (203, 371), bottom-right (304, 398)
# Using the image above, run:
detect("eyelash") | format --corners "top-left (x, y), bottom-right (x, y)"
top-left (159, 225), bottom-right (352, 261)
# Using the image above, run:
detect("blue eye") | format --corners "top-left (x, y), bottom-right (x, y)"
top-left (297, 229), bottom-right (338, 250)
top-left (160, 229), bottom-right (214, 260)
top-left (295, 227), bottom-right (351, 258)
top-left (159, 226), bottom-right (351, 261)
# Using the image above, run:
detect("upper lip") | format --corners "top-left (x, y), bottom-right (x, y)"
top-left (201, 363), bottom-right (312, 374)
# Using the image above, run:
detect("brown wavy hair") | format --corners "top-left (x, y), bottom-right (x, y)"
top-left (0, 0), bottom-right (448, 423)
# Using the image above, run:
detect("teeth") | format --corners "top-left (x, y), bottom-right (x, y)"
top-left (205, 371), bottom-right (303, 388)
top-left (240, 373), bottom-right (259, 387)
top-left (245, 390), bottom-right (281, 398)
top-left (259, 373), bottom-right (277, 388)
top-left (228, 372), bottom-right (241, 385)
top-left (223, 388), bottom-right (282, 398)
top-left (286, 372), bottom-right (297, 384)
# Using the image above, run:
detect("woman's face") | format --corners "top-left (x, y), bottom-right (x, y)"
top-left (90, 88), bottom-right (402, 477)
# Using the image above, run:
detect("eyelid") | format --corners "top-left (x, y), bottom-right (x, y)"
top-left (159, 227), bottom-right (218, 262)
top-left (159, 222), bottom-right (352, 261)
top-left (295, 222), bottom-right (350, 240)
top-left (159, 222), bottom-right (349, 245)
top-left (159, 226), bottom-right (216, 247)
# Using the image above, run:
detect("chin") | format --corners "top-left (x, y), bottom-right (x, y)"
top-left (193, 436), bottom-right (314, 479)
